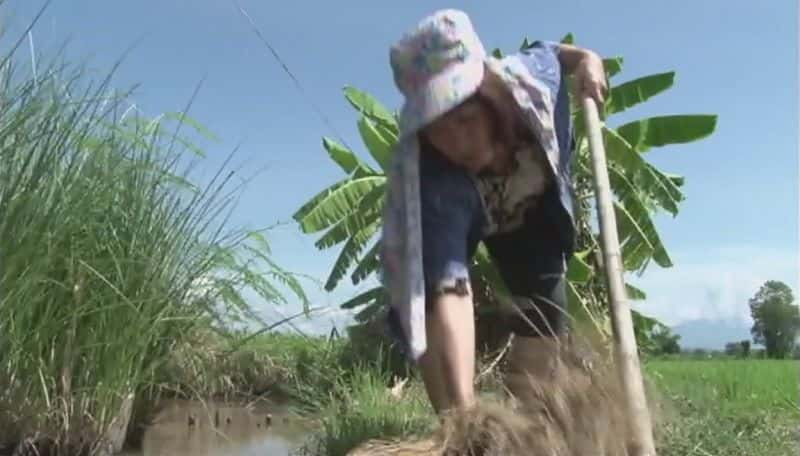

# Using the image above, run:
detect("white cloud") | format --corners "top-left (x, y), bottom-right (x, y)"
top-left (630, 245), bottom-right (798, 326)
top-left (244, 277), bottom-right (366, 335)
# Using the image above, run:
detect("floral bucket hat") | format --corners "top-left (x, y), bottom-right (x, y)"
top-left (390, 9), bottom-right (489, 136)
top-left (381, 9), bottom-right (561, 361)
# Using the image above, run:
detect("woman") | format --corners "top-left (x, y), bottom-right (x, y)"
top-left (380, 9), bottom-right (608, 414)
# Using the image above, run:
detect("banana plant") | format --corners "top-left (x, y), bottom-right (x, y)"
top-left (292, 87), bottom-right (396, 323)
top-left (293, 35), bottom-right (717, 344)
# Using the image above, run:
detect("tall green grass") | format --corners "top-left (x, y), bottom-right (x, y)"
top-left (0, 33), bottom-right (304, 452)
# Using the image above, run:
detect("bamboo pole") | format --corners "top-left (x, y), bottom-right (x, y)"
top-left (581, 97), bottom-right (657, 456)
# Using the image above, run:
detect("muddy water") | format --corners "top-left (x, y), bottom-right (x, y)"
top-left (121, 399), bottom-right (312, 456)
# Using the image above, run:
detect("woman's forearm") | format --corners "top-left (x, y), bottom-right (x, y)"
top-left (556, 43), bottom-right (608, 104)
top-left (556, 44), bottom-right (601, 74)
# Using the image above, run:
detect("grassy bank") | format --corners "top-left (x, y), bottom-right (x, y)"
top-left (0, 36), bottom-right (304, 454)
top-left (0, 27), bottom-right (395, 452)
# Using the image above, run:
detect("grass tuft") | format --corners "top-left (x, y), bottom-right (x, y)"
top-left (298, 362), bottom-right (435, 456)
top-left (0, 30), bottom-right (303, 453)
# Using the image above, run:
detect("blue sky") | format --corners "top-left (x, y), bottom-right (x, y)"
top-left (4, 0), bottom-right (797, 334)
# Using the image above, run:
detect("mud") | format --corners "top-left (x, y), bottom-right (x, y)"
top-left (121, 399), bottom-right (309, 456)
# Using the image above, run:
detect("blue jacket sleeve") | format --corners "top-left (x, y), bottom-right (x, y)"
top-left (519, 40), bottom-right (562, 100)
top-left (516, 40), bottom-right (577, 254)
top-left (518, 40), bottom-right (574, 180)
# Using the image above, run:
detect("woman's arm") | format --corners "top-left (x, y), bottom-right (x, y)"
top-left (556, 44), bottom-right (608, 106)
top-left (556, 44), bottom-right (600, 73)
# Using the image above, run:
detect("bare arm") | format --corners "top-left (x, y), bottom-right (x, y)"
top-left (556, 44), bottom-right (608, 105)
top-left (556, 43), bottom-right (601, 74)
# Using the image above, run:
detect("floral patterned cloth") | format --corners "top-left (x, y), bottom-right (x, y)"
top-left (389, 10), bottom-right (489, 137)
top-left (476, 140), bottom-right (552, 235)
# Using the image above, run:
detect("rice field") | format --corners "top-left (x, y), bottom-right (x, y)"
top-left (647, 359), bottom-right (799, 414)
top-left (648, 359), bottom-right (799, 456)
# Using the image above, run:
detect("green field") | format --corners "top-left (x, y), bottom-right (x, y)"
top-left (647, 359), bottom-right (799, 456)
top-left (647, 359), bottom-right (798, 415)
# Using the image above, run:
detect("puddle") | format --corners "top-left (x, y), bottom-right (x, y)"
top-left (121, 399), bottom-right (312, 456)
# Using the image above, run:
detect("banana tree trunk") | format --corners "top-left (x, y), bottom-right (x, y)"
top-left (582, 97), bottom-right (657, 456)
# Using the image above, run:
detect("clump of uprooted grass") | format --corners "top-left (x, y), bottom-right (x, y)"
top-left (436, 356), bottom-right (632, 455)
top-left (0, 33), bottom-right (301, 455)
top-left (331, 337), bottom-right (638, 456)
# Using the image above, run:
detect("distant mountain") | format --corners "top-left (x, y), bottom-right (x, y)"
top-left (671, 319), bottom-right (752, 350)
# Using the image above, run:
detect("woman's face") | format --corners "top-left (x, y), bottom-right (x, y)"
top-left (421, 97), bottom-right (498, 174)
top-left (421, 71), bottom-right (521, 174)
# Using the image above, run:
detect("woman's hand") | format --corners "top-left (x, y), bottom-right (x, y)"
top-left (573, 51), bottom-right (608, 107)
top-left (557, 44), bottom-right (609, 108)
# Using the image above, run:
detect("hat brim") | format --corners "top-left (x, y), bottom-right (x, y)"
top-left (398, 57), bottom-right (488, 137)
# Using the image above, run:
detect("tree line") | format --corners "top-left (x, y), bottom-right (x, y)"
top-left (645, 280), bottom-right (800, 359)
